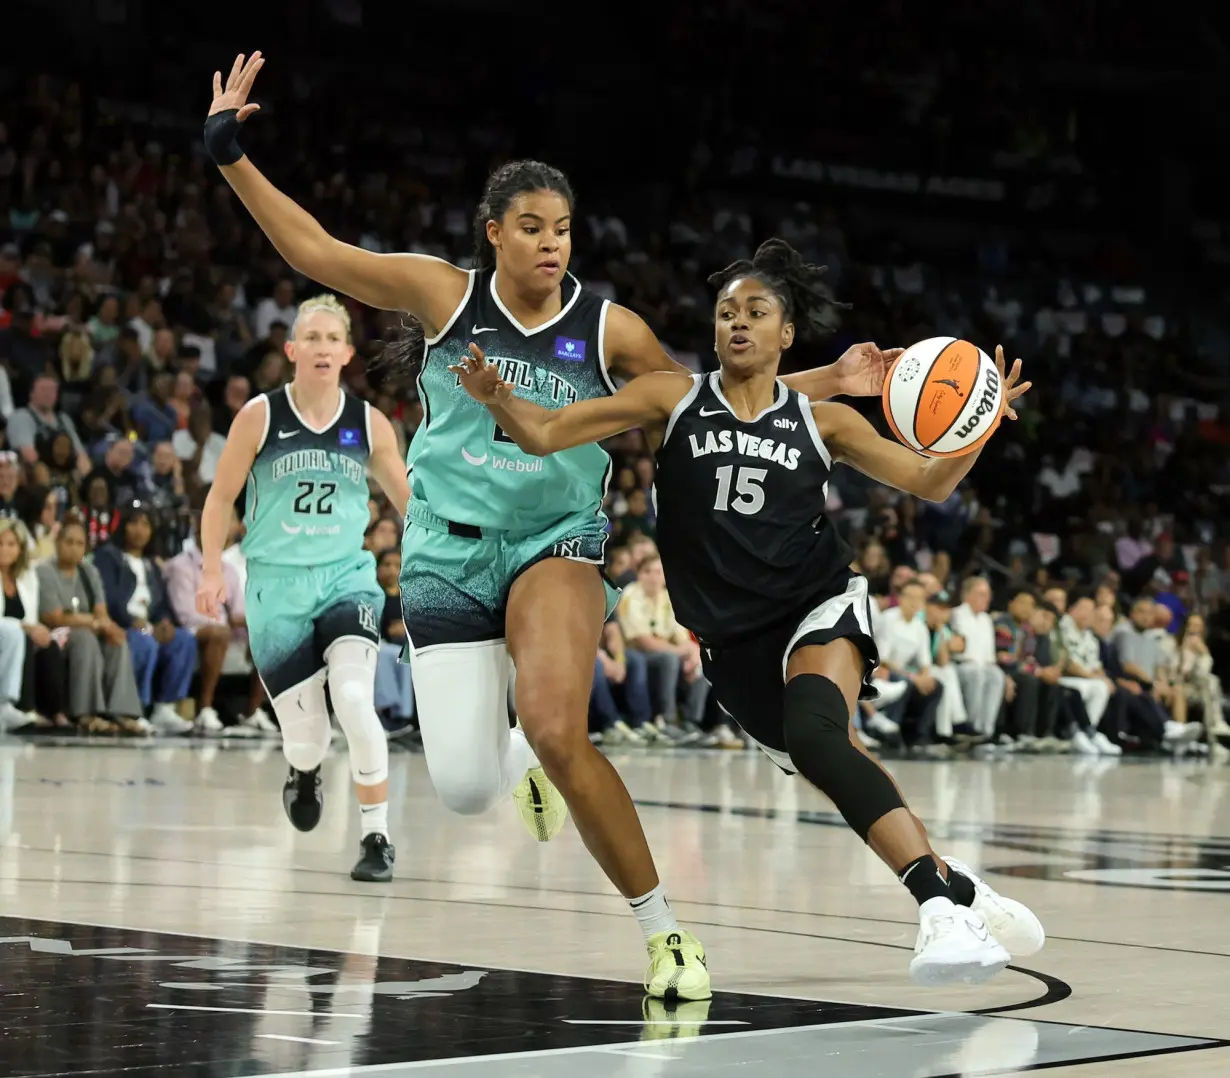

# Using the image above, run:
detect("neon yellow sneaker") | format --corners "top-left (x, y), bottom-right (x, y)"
top-left (512, 766), bottom-right (568, 842)
top-left (644, 929), bottom-right (711, 1001)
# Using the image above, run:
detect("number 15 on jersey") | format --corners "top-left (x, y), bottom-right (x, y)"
top-left (713, 465), bottom-right (766, 515)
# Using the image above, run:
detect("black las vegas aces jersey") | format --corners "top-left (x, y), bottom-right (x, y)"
top-left (653, 373), bottom-right (854, 646)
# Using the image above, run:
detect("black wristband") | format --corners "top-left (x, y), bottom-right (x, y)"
top-left (203, 109), bottom-right (245, 167)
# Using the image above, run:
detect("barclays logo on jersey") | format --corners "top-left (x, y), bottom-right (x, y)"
top-left (339, 427), bottom-right (361, 447)
top-left (554, 336), bottom-right (586, 362)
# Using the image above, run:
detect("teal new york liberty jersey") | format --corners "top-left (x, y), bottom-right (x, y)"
top-left (243, 387), bottom-right (373, 568)
top-left (408, 267), bottom-right (614, 533)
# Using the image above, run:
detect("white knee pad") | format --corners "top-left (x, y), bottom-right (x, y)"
top-left (411, 640), bottom-right (530, 815)
top-left (272, 675), bottom-right (331, 773)
top-left (325, 639), bottom-right (388, 786)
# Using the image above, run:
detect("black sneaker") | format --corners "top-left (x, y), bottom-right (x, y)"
top-left (282, 766), bottom-right (323, 832)
top-left (351, 833), bottom-right (395, 882)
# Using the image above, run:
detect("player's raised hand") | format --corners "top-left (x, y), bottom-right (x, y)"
top-left (196, 568), bottom-right (226, 620)
top-left (449, 343), bottom-right (514, 405)
top-left (210, 52), bottom-right (265, 121)
top-left (995, 345), bottom-right (1031, 421)
top-left (832, 342), bottom-right (903, 397)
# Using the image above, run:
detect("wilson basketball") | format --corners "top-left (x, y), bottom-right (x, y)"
top-left (882, 337), bottom-right (1004, 458)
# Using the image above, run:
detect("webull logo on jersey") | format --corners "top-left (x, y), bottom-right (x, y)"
top-left (688, 429), bottom-right (802, 470)
top-left (953, 365), bottom-right (1001, 441)
top-left (460, 447), bottom-right (544, 472)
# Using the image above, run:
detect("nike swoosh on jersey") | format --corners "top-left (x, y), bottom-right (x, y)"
top-left (471, 324), bottom-right (498, 334)
top-left (278, 429), bottom-right (299, 439)
top-left (698, 408), bottom-right (726, 417)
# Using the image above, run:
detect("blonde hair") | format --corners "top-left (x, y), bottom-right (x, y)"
top-left (0, 518), bottom-right (31, 579)
top-left (59, 329), bottom-right (95, 381)
top-left (295, 293), bottom-right (352, 342)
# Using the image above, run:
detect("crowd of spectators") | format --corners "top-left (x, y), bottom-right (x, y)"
top-left (1, 18), bottom-right (1226, 757)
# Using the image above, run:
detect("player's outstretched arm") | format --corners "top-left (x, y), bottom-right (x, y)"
top-left (368, 409), bottom-right (410, 518)
top-left (204, 53), bottom-right (467, 330)
top-left (600, 303), bottom-right (900, 401)
top-left (815, 348), bottom-right (1024, 502)
top-left (450, 343), bottom-right (690, 455)
top-left (197, 399), bottom-right (265, 617)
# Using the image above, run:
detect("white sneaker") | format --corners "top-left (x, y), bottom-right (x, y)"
top-left (1164, 720), bottom-right (1203, 744)
top-left (1207, 710), bottom-right (1230, 737)
top-left (1070, 728), bottom-right (1098, 755)
top-left (856, 729), bottom-right (881, 750)
top-left (943, 857), bottom-right (1046, 957)
top-left (243, 708), bottom-right (280, 735)
top-left (867, 713), bottom-right (901, 739)
top-left (150, 704), bottom-right (194, 736)
top-left (1091, 731), bottom-right (1123, 757)
top-left (194, 707), bottom-right (224, 736)
top-left (605, 718), bottom-right (644, 743)
top-left (0, 702), bottom-right (35, 733)
top-left (909, 897), bottom-right (1011, 987)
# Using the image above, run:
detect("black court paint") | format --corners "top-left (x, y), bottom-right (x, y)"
top-left (1, 918), bottom-right (1224, 1076)
top-left (634, 798), bottom-right (1230, 894)
top-left (0, 917), bottom-right (919, 1076)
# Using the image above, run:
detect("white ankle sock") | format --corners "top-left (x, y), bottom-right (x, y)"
top-left (630, 883), bottom-right (678, 939)
top-left (359, 801), bottom-right (389, 838)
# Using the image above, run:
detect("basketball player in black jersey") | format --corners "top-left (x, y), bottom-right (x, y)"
top-left (450, 239), bottom-right (1046, 987)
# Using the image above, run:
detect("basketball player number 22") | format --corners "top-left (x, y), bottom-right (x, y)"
top-left (713, 466), bottom-right (766, 515)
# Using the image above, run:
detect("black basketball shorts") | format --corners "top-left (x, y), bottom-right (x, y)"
top-left (699, 571), bottom-right (880, 774)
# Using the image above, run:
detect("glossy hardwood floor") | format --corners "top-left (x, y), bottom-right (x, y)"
top-left (0, 736), bottom-right (1226, 1076)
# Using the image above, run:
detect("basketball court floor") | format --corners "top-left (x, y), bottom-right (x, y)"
top-left (1, 736), bottom-right (1227, 1077)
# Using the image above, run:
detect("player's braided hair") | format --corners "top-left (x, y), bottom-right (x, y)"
top-left (372, 313), bottom-right (427, 390)
top-left (373, 160), bottom-right (574, 388)
top-left (707, 238), bottom-right (849, 341)
top-left (472, 159), bottom-right (575, 269)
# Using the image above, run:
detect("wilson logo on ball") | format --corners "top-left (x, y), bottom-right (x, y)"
top-left (954, 367), bottom-right (1001, 440)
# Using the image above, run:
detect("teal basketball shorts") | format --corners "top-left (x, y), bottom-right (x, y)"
top-left (399, 502), bottom-right (620, 652)
top-left (246, 553), bottom-right (385, 699)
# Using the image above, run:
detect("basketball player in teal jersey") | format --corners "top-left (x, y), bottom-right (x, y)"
top-left (197, 294), bottom-right (410, 883)
top-left (204, 52), bottom-right (898, 999)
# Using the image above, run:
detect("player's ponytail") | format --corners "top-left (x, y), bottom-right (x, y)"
top-left (708, 237), bottom-right (849, 341)
top-left (371, 313), bottom-right (427, 388)
top-left (471, 159), bottom-right (576, 269)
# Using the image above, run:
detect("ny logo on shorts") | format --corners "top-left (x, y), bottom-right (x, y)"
top-left (357, 601), bottom-right (378, 636)
top-left (552, 538), bottom-right (583, 560)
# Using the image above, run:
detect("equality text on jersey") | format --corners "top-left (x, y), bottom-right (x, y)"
top-left (454, 355), bottom-right (579, 407)
top-left (272, 449), bottom-right (367, 484)
top-left (688, 428), bottom-right (803, 471)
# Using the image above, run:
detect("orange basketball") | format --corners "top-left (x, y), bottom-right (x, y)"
top-left (882, 337), bottom-right (1004, 458)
